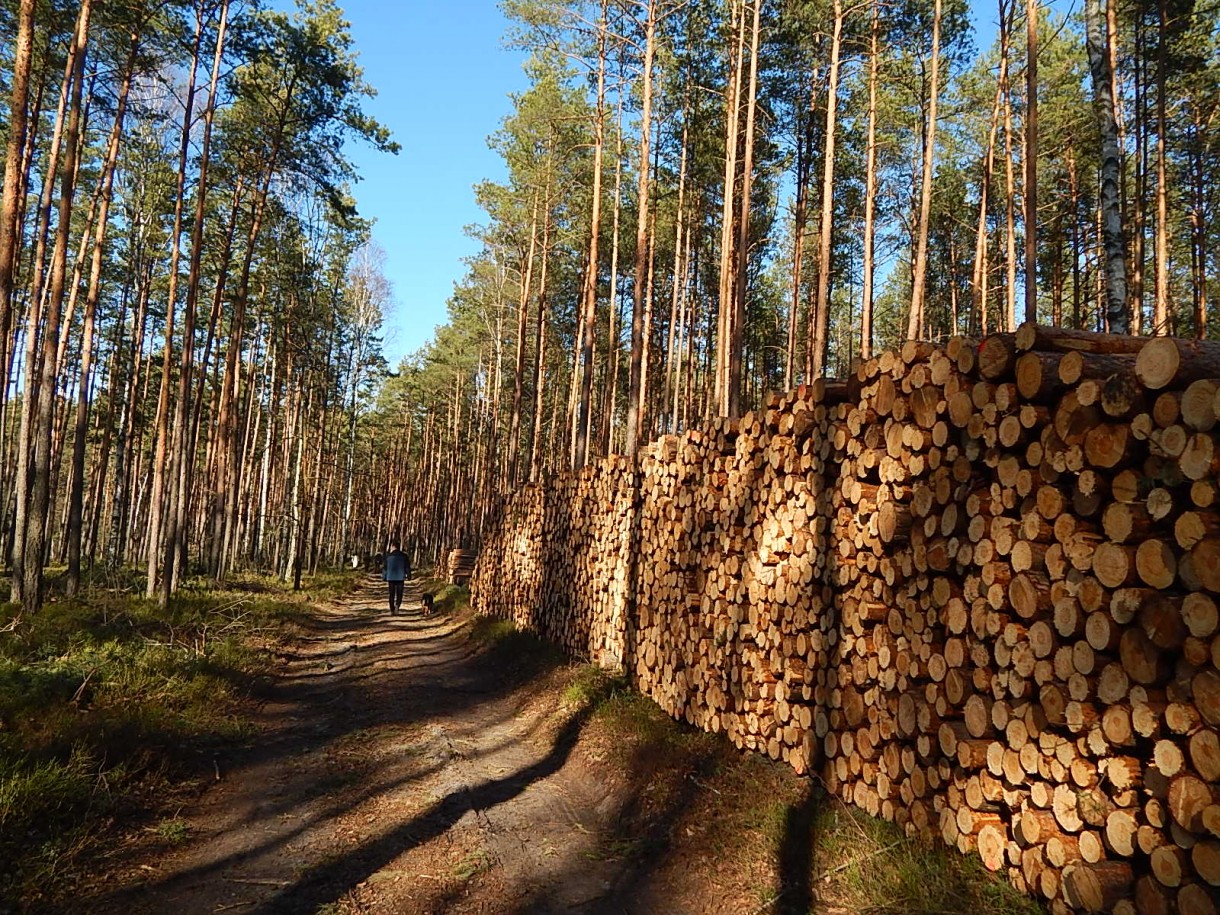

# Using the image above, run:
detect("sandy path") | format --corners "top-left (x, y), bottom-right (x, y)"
top-left (85, 581), bottom-right (628, 915)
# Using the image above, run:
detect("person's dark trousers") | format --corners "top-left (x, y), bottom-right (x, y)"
top-left (388, 580), bottom-right (404, 613)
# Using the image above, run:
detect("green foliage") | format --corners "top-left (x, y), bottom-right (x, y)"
top-left (809, 803), bottom-right (1045, 915)
top-left (0, 573), bottom-right (335, 907)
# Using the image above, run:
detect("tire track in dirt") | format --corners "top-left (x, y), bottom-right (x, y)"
top-left (83, 580), bottom-right (628, 915)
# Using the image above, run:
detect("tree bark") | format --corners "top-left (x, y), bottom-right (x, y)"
top-left (1024, 0), bottom-right (1038, 325)
top-left (0, 0), bottom-right (36, 417)
top-left (66, 30), bottom-right (139, 595)
top-left (17, 0), bottom-right (91, 611)
top-left (728, 0), bottom-right (761, 415)
top-left (1152, 0), bottom-right (1169, 334)
top-left (574, 0), bottom-right (609, 468)
top-left (811, 0), bottom-right (844, 379)
top-left (1085, 0), bottom-right (1129, 331)
top-left (625, 0), bottom-right (657, 454)
top-left (908, 0), bottom-right (943, 342)
top-left (715, 0), bottom-right (746, 417)
top-left (861, 0), bottom-right (880, 359)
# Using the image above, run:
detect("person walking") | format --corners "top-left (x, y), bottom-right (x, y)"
top-left (383, 541), bottom-right (410, 614)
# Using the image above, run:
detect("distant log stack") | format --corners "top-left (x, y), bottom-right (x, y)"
top-left (446, 548), bottom-right (478, 585)
top-left (471, 324), bottom-right (1220, 915)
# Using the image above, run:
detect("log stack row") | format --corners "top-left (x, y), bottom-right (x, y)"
top-left (471, 457), bottom-right (635, 668)
top-left (446, 548), bottom-right (478, 584)
top-left (470, 325), bottom-right (1220, 914)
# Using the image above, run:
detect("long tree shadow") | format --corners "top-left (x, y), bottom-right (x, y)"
top-left (76, 589), bottom-right (570, 914)
top-left (245, 702), bottom-right (597, 914)
top-left (773, 781), bottom-right (820, 915)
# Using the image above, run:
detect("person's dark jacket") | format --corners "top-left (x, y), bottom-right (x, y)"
top-left (383, 549), bottom-right (410, 582)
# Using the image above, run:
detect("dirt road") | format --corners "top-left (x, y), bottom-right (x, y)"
top-left (80, 581), bottom-right (771, 915)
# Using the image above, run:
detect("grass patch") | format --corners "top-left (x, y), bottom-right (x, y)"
top-left (0, 567), bottom-right (348, 910)
top-left (155, 817), bottom-right (191, 844)
top-left (805, 801), bottom-right (1045, 915)
top-left (452, 849), bottom-right (492, 881)
top-left (549, 661), bottom-right (1043, 915)
top-left (420, 580), bottom-right (469, 616)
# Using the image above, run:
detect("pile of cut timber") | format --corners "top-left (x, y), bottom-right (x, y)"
top-left (471, 325), bottom-right (1220, 915)
top-left (446, 548), bottom-right (478, 585)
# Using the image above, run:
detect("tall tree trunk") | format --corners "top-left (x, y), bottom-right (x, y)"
top-left (574, 0), bottom-right (609, 469)
top-left (715, 0), bottom-right (746, 417)
top-left (972, 71), bottom-right (1005, 333)
top-left (1085, 0), bottom-right (1129, 331)
top-left (811, 0), bottom-right (844, 379)
top-left (1152, 0), bottom-right (1169, 334)
top-left (1003, 62), bottom-right (1019, 331)
top-left (147, 10), bottom-right (205, 596)
top-left (664, 117), bottom-right (688, 432)
top-left (0, 0), bottom-right (36, 413)
top-left (728, 0), bottom-right (761, 415)
top-left (1024, 0), bottom-right (1038, 324)
top-left (17, 0), bottom-right (91, 611)
top-left (786, 107), bottom-right (810, 386)
top-left (528, 210), bottom-right (552, 483)
top-left (508, 191), bottom-right (538, 482)
top-left (625, 0), bottom-right (658, 455)
top-left (164, 0), bottom-right (230, 603)
top-left (908, 0), bottom-right (943, 342)
top-left (603, 95), bottom-right (625, 454)
top-left (1190, 115), bottom-right (1208, 336)
top-left (66, 31), bottom-right (138, 595)
top-left (861, 0), bottom-right (880, 359)
top-left (10, 46), bottom-right (75, 597)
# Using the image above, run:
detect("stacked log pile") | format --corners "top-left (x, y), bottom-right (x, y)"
top-left (470, 325), bottom-right (1220, 914)
top-left (471, 460), bottom-right (635, 668)
top-left (446, 548), bottom-right (478, 584)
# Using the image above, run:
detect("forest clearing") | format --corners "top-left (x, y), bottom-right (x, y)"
top-left (3, 0), bottom-right (1220, 911)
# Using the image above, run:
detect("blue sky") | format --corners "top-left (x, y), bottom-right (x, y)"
top-left (338, 0), bottom-right (529, 367)
top-left (338, 0), bottom-right (1071, 368)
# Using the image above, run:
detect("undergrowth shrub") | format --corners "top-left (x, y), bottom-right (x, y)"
top-left (0, 568), bottom-right (358, 908)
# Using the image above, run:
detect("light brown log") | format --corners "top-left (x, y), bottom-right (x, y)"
top-left (1182, 379), bottom-right (1220, 431)
top-left (1179, 882), bottom-right (1220, 915)
top-left (1181, 433), bottom-right (1220, 482)
top-left (1170, 774), bottom-right (1219, 831)
top-left (1190, 730), bottom-right (1220, 782)
top-left (1062, 860), bottom-right (1134, 913)
top-left (977, 823), bottom-right (1007, 871)
top-left (1093, 541), bottom-right (1137, 589)
top-left (1136, 337), bottom-right (1220, 390)
top-left (1196, 670), bottom-right (1220, 726)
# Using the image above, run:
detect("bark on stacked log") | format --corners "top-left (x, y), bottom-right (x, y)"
top-left (470, 325), bottom-right (1220, 915)
top-left (446, 548), bottom-right (478, 584)
top-left (471, 458), bottom-right (635, 669)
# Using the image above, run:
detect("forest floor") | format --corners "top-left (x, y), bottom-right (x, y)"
top-left (68, 578), bottom-right (1039, 915)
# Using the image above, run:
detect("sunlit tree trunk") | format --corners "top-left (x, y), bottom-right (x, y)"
top-left (811, 0), bottom-right (843, 379)
top-left (508, 191), bottom-right (539, 482)
top-left (1085, 0), bottom-right (1128, 331)
top-left (1024, 0), bottom-right (1038, 325)
top-left (0, 0), bottom-right (36, 418)
top-left (574, 0), bottom-right (608, 468)
top-left (66, 31), bottom-right (139, 595)
top-left (147, 10), bottom-right (205, 596)
top-left (860, 0), bottom-right (880, 359)
top-left (715, 0), bottom-right (746, 417)
top-left (625, 0), bottom-right (657, 454)
top-left (728, 0), bottom-right (761, 415)
top-left (17, 0), bottom-right (91, 610)
top-left (908, 0), bottom-right (942, 342)
top-left (1152, 0), bottom-right (1168, 334)
top-left (164, 0), bottom-right (230, 601)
